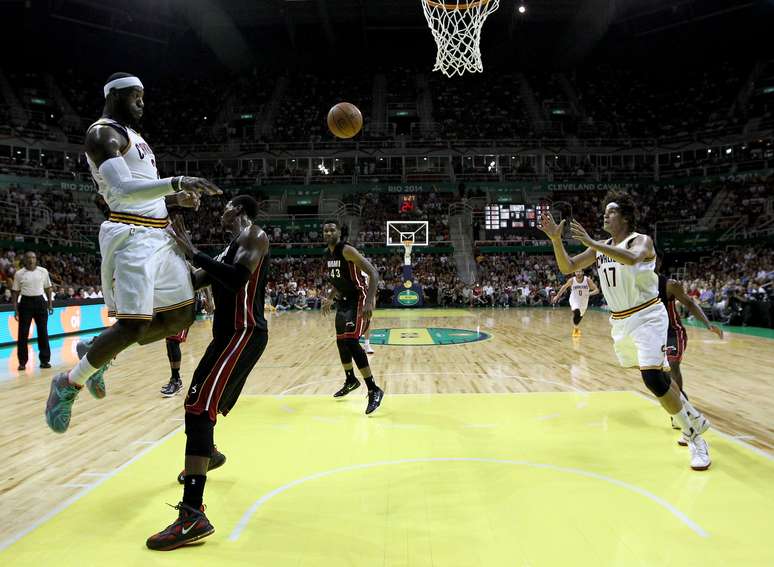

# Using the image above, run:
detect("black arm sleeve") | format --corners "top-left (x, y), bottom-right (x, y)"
top-left (192, 251), bottom-right (252, 292)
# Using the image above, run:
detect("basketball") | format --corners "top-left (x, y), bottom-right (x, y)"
top-left (327, 102), bottom-right (363, 139)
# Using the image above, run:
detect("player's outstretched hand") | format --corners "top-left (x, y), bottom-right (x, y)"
top-left (708, 324), bottom-right (724, 339)
top-left (538, 213), bottom-right (564, 241)
top-left (168, 214), bottom-right (197, 258)
top-left (180, 176), bottom-right (223, 196)
top-left (569, 220), bottom-right (594, 247)
top-left (176, 190), bottom-right (201, 210)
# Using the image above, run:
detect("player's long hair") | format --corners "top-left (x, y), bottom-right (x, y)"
top-left (602, 191), bottom-right (638, 232)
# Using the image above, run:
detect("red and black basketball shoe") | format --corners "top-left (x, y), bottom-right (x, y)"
top-left (146, 502), bottom-right (214, 551)
top-left (177, 446), bottom-right (227, 484)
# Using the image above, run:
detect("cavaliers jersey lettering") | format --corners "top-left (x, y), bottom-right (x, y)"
top-left (595, 232), bottom-right (659, 313)
top-left (86, 118), bottom-right (168, 219)
top-left (324, 242), bottom-right (367, 300)
top-left (212, 235), bottom-right (269, 336)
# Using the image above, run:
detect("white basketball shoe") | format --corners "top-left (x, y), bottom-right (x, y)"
top-left (688, 436), bottom-right (711, 471)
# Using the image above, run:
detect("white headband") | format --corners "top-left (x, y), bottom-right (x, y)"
top-left (605, 202), bottom-right (620, 210)
top-left (103, 76), bottom-right (144, 98)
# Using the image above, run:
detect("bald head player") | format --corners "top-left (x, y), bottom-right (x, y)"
top-left (45, 72), bottom-right (222, 434)
top-left (147, 195), bottom-right (270, 550)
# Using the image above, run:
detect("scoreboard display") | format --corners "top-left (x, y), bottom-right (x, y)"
top-left (484, 203), bottom-right (551, 236)
top-left (399, 194), bottom-right (417, 213)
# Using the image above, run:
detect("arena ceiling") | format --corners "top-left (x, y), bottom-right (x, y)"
top-left (2, 0), bottom-right (764, 73)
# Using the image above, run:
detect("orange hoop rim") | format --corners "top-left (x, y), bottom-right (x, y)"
top-left (402, 240), bottom-right (414, 247)
top-left (424, 0), bottom-right (490, 10)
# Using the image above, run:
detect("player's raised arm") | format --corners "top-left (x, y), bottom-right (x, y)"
top-left (571, 220), bottom-right (654, 267)
top-left (538, 213), bottom-right (596, 275)
top-left (552, 279), bottom-right (572, 304)
top-left (86, 126), bottom-right (222, 204)
top-left (667, 279), bottom-right (724, 339)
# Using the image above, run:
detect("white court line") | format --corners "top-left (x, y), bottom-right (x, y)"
top-left (0, 425), bottom-right (183, 552)
top-left (628, 391), bottom-right (773, 461)
top-left (228, 457), bottom-right (709, 541)
top-left (274, 373), bottom-right (589, 397)
top-left (536, 413), bottom-right (561, 421)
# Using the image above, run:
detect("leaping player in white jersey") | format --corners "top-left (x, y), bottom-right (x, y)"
top-left (45, 72), bottom-right (222, 434)
top-left (539, 191), bottom-right (712, 471)
top-left (551, 270), bottom-right (599, 338)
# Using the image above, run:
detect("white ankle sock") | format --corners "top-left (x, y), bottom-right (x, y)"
top-left (671, 406), bottom-right (694, 437)
top-left (364, 340), bottom-right (371, 348)
top-left (69, 356), bottom-right (99, 386)
top-left (680, 394), bottom-right (701, 419)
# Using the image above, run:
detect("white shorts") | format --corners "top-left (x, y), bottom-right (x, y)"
top-left (99, 220), bottom-right (194, 320)
top-left (569, 297), bottom-right (588, 316)
top-left (609, 302), bottom-right (670, 370)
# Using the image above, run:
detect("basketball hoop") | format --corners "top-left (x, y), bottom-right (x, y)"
top-left (421, 0), bottom-right (500, 77)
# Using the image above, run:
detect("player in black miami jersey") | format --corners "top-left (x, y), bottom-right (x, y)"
top-left (146, 195), bottom-right (269, 551)
top-left (322, 220), bottom-right (384, 415)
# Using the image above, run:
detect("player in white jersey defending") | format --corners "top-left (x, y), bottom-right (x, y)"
top-left (551, 270), bottom-right (599, 337)
top-left (539, 192), bottom-right (711, 470)
top-left (45, 72), bottom-right (222, 434)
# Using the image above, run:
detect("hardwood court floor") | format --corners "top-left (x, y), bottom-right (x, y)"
top-left (1, 308), bottom-right (772, 565)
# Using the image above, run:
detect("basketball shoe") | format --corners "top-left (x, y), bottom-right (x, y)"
top-left (365, 342), bottom-right (375, 355)
top-left (365, 386), bottom-right (384, 415)
top-left (76, 337), bottom-right (108, 399)
top-left (146, 502), bottom-right (214, 551)
top-left (572, 328), bottom-right (581, 338)
top-left (45, 372), bottom-right (82, 433)
top-left (161, 378), bottom-right (184, 398)
top-left (177, 446), bottom-right (227, 484)
top-left (688, 436), bottom-right (711, 471)
top-left (333, 380), bottom-right (360, 397)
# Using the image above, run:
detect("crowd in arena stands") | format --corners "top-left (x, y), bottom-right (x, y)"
top-left (1, 59), bottom-right (758, 150)
top-left (678, 245), bottom-right (774, 328)
top-left (0, 185), bottom-right (96, 244)
top-left (0, 249), bottom-right (101, 305)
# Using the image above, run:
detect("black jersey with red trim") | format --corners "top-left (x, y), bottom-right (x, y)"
top-left (212, 236), bottom-right (269, 336)
top-left (324, 241), bottom-right (367, 301)
top-left (658, 274), bottom-right (683, 331)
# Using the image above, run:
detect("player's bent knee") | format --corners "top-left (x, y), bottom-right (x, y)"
top-left (345, 339), bottom-right (369, 368)
top-left (161, 306), bottom-right (195, 331)
top-left (641, 369), bottom-right (671, 397)
top-left (116, 318), bottom-right (151, 343)
top-left (336, 339), bottom-right (353, 364)
top-left (573, 309), bottom-right (583, 325)
top-left (184, 411), bottom-right (214, 457)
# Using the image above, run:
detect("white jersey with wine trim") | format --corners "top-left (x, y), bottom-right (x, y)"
top-left (595, 232), bottom-right (659, 313)
top-left (86, 118), bottom-right (168, 219)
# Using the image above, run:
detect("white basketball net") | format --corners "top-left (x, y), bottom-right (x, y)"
top-left (421, 0), bottom-right (500, 77)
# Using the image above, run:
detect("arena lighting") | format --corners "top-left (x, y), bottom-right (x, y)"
top-left (707, 149), bottom-right (712, 154)
top-left (518, 4), bottom-right (526, 13)
top-left (726, 148), bottom-right (733, 154)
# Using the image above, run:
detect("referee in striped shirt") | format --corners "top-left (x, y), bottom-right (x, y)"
top-left (12, 251), bottom-right (53, 370)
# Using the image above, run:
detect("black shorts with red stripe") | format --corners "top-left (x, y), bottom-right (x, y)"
top-left (184, 329), bottom-right (268, 422)
top-left (335, 296), bottom-right (369, 340)
top-left (166, 327), bottom-right (189, 343)
top-left (666, 324), bottom-right (687, 363)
